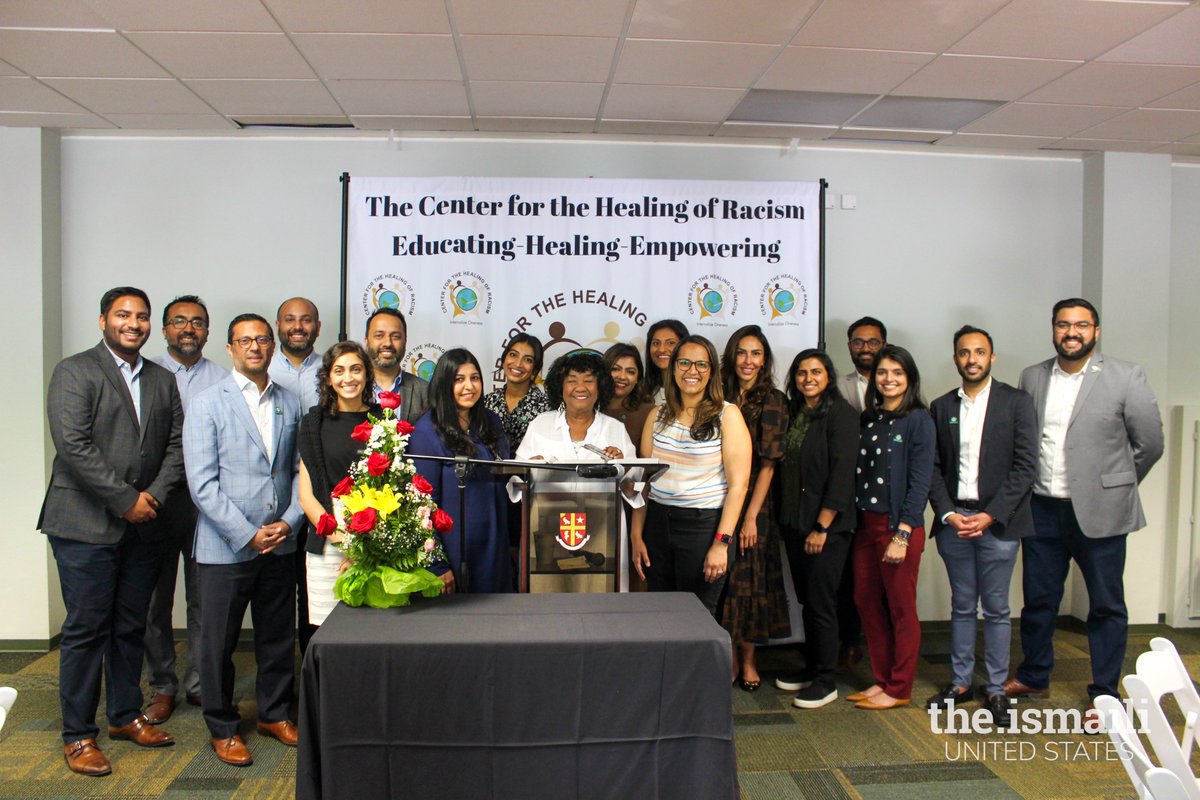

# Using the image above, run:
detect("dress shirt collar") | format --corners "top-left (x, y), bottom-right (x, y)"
top-left (103, 342), bottom-right (143, 376)
top-left (1051, 357), bottom-right (1091, 379)
top-left (232, 369), bottom-right (273, 398)
top-left (957, 377), bottom-right (992, 404)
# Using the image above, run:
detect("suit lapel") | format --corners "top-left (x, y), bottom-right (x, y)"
top-left (1068, 352), bottom-right (1103, 429)
top-left (224, 380), bottom-right (269, 460)
top-left (398, 373), bottom-right (413, 422)
top-left (137, 372), bottom-right (152, 445)
top-left (269, 389), bottom-right (284, 465)
top-left (93, 343), bottom-right (140, 430)
top-left (1031, 360), bottom-right (1052, 433)
top-left (947, 394), bottom-right (963, 488)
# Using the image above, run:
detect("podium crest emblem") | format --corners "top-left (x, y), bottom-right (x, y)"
top-left (557, 512), bottom-right (590, 551)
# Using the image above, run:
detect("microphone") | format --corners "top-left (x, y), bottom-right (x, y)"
top-left (576, 464), bottom-right (619, 479)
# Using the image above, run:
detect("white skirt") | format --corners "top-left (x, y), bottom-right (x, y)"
top-left (307, 548), bottom-right (346, 626)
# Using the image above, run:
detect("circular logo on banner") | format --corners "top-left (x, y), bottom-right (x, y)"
top-left (687, 274), bottom-right (739, 325)
top-left (408, 344), bottom-right (446, 382)
top-left (440, 272), bottom-right (492, 324)
top-left (362, 274), bottom-right (416, 317)
top-left (759, 275), bottom-right (809, 326)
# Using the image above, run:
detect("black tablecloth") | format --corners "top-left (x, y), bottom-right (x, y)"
top-left (297, 593), bottom-right (736, 800)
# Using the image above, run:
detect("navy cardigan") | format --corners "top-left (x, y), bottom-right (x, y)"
top-left (861, 408), bottom-right (935, 532)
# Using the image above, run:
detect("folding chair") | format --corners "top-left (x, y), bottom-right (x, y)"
top-left (0, 687), bottom-right (15, 734)
top-left (1096, 695), bottom-right (1190, 800)
top-left (1124, 650), bottom-right (1200, 799)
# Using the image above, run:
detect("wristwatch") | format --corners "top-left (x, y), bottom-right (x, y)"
top-left (812, 522), bottom-right (829, 534)
top-left (714, 532), bottom-right (732, 545)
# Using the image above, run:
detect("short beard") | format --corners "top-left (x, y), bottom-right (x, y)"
top-left (369, 350), bottom-right (399, 371)
top-left (958, 363), bottom-right (992, 386)
top-left (1054, 337), bottom-right (1096, 362)
top-left (281, 337), bottom-right (314, 357)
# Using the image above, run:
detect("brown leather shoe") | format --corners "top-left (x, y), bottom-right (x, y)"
top-left (107, 714), bottom-right (175, 747)
top-left (1003, 677), bottom-right (1050, 699)
top-left (143, 692), bottom-right (176, 725)
top-left (256, 719), bottom-right (299, 746)
top-left (64, 739), bottom-right (111, 776)
top-left (211, 735), bottom-right (253, 766)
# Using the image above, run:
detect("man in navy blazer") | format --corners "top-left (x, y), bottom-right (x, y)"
top-left (184, 313), bottom-right (303, 767)
top-left (1005, 299), bottom-right (1163, 715)
top-left (40, 286), bottom-right (183, 776)
top-left (926, 326), bottom-right (1037, 725)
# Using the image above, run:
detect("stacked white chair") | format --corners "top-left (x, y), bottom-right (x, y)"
top-left (1121, 636), bottom-right (1200, 799)
top-left (1096, 694), bottom-right (1189, 800)
top-left (0, 687), bottom-right (15, 733)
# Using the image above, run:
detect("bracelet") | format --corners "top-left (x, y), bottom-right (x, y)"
top-left (714, 532), bottom-right (732, 544)
top-left (894, 529), bottom-right (912, 540)
top-left (890, 535), bottom-right (910, 548)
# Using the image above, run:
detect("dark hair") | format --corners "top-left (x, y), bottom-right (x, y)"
top-left (659, 335), bottom-right (724, 441)
top-left (100, 286), bottom-right (150, 316)
top-left (603, 343), bottom-right (646, 413)
top-left (365, 307), bottom-right (407, 336)
top-left (227, 313), bottom-right (272, 344)
top-left (785, 348), bottom-right (843, 417)
top-left (847, 316), bottom-right (887, 342)
top-left (865, 344), bottom-right (925, 417)
top-left (162, 294), bottom-right (209, 327)
top-left (1052, 297), bottom-right (1099, 327)
top-left (720, 325), bottom-right (776, 426)
top-left (317, 341), bottom-right (376, 418)
top-left (644, 319), bottom-right (689, 397)
top-left (953, 324), bottom-right (994, 352)
top-left (276, 297), bottom-right (319, 321)
top-left (500, 332), bottom-right (545, 378)
top-left (544, 352), bottom-right (614, 412)
top-left (427, 348), bottom-right (503, 457)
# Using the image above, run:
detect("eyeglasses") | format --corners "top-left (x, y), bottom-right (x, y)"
top-left (1054, 320), bottom-right (1094, 332)
top-left (850, 338), bottom-right (883, 349)
top-left (675, 359), bottom-right (711, 373)
top-left (233, 335), bottom-right (272, 349)
top-left (167, 316), bottom-right (207, 330)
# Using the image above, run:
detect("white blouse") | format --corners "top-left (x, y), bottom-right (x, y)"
top-left (515, 409), bottom-right (636, 463)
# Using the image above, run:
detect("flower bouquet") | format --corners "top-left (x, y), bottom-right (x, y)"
top-left (314, 391), bottom-right (454, 608)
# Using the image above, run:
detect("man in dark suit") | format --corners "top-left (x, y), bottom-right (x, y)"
top-left (926, 326), bottom-right (1037, 725)
top-left (1006, 298), bottom-right (1163, 718)
top-left (40, 286), bottom-right (183, 776)
top-left (364, 307), bottom-right (429, 422)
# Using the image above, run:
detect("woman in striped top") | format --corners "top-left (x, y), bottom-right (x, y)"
top-left (631, 335), bottom-right (752, 617)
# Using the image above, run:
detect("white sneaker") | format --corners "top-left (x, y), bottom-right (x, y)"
top-left (775, 674), bottom-right (814, 692)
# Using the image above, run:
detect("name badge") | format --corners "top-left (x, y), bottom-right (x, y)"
top-left (949, 417), bottom-right (958, 425)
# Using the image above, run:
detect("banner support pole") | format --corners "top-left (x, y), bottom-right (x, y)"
top-left (817, 178), bottom-right (828, 353)
top-left (338, 172), bottom-right (351, 342)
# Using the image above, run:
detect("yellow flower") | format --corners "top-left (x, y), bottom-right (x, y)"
top-left (341, 485), bottom-right (402, 519)
top-left (341, 489), bottom-right (370, 515)
top-left (371, 485), bottom-right (402, 519)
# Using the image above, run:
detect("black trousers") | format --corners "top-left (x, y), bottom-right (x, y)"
top-left (294, 523), bottom-right (315, 654)
top-left (198, 554), bottom-right (295, 739)
top-left (785, 528), bottom-right (852, 692)
top-left (643, 500), bottom-right (729, 616)
top-left (144, 501), bottom-right (202, 698)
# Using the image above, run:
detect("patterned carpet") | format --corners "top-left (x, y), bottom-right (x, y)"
top-left (0, 623), bottom-right (1197, 799)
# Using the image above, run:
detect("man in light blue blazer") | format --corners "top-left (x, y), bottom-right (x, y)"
top-left (1005, 298), bottom-right (1163, 717)
top-left (184, 313), bottom-right (303, 767)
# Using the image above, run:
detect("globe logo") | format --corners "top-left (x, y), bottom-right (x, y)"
top-left (415, 359), bottom-right (436, 382)
top-left (377, 289), bottom-right (400, 309)
top-left (454, 287), bottom-right (478, 313)
top-left (701, 290), bottom-right (723, 315)
top-left (772, 289), bottom-right (795, 315)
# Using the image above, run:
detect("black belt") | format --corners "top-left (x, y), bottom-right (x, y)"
top-left (955, 499), bottom-right (983, 512)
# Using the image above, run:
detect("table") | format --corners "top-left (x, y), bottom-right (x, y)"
top-left (297, 593), bottom-right (736, 800)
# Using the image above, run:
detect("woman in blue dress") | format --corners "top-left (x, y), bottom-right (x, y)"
top-left (408, 348), bottom-right (513, 593)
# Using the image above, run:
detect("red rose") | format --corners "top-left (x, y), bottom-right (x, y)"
top-left (315, 513), bottom-right (337, 537)
top-left (432, 509), bottom-right (453, 533)
top-left (348, 507), bottom-right (377, 533)
top-left (366, 452), bottom-right (391, 477)
top-left (396, 419), bottom-right (415, 436)
top-left (330, 477), bottom-right (354, 498)
top-left (410, 474), bottom-right (433, 495)
top-left (350, 421), bottom-right (374, 443)
top-left (378, 391), bottom-right (401, 410)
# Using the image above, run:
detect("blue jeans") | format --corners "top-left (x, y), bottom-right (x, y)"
top-left (1017, 495), bottom-right (1128, 699)
top-left (934, 514), bottom-right (1020, 696)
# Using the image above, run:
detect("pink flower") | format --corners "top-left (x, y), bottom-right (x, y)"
top-left (378, 391), bottom-right (401, 410)
top-left (423, 538), bottom-right (436, 553)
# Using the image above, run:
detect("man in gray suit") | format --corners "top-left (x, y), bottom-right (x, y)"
top-left (1005, 298), bottom-right (1163, 713)
top-left (40, 286), bottom-right (183, 776)
top-left (185, 313), bottom-right (303, 767)
top-left (837, 316), bottom-right (887, 414)
top-left (364, 307), bottom-right (429, 422)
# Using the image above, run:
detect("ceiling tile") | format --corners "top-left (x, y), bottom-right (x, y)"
top-left (0, 110), bottom-right (114, 127)
top-left (262, 0), bottom-right (450, 34)
top-left (126, 32), bottom-right (313, 79)
top-left (461, 35), bottom-right (617, 83)
top-left (716, 122), bottom-right (835, 139)
top-left (757, 47), bottom-right (932, 94)
top-left (794, 0), bottom-right (1008, 52)
top-left (42, 78), bottom-right (211, 114)
top-left (454, 0), bottom-right (628, 36)
top-left (328, 79), bottom-right (468, 116)
top-left (85, 0), bottom-right (280, 32)
top-left (604, 84), bottom-right (743, 122)
top-left (1097, 4), bottom-right (1200, 66)
top-left (615, 40), bottom-right (776, 88)
top-left (729, 89), bottom-right (877, 125)
top-left (0, 76), bottom-right (88, 112)
top-left (1146, 81), bottom-right (1200, 111)
top-left (851, 96), bottom-right (1003, 130)
top-left (0, 30), bottom-right (167, 77)
top-left (0, 60), bottom-right (22, 77)
top-left (351, 115), bottom-right (473, 131)
top-left (232, 115), bottom-right (351, 127)
top-left (103, 113), bottom-right (236, 129)
top-left (935, 132), bottom-right (1060, 150)
top-left (1154, 142), bottom-right (1200, 156)
top-left (949, 0), bottom-right (1184, 60)
top-left (1075, 108), bottom-right (1200, 142)
top-left (292, 33), bottom-right (461, 81)
top-left (629, 0), bottom-right (819, 45)
top-left (894, 55), bottom-right (1080, 102)
top-left (476, 117), bottom-right (594, 133)
top-left (0, 0), bottom-right (111, 28)
top-left (471, 81), bottom-right (603, 118)
top-left (185, 79), bottom-right (341, 115)
top-left (1024, 62), bottom-right (1200, 107)
top-left (832, 127), bottom-right (942, 144)
top-left (597, 120), bottom-right (717, 136)
top-left (1188, 131), bottom-right (1200, 144)
top-left (1048, 138), bottom-right (1166, 153)
top-left (964, 102), bottom-right (1126, 137)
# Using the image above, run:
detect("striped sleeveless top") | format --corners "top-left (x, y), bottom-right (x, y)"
top-left (648, 403), bottom-right (730, 509)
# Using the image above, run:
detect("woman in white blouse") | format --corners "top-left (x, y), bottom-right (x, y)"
top-left (516, 352), bottom-right (634, 462)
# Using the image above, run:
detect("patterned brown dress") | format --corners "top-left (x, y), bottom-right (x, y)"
top-left (720, 387), bottom-right (792, 644)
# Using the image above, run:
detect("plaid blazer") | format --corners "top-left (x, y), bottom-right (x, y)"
top-left (39, 342), bottom-right (184, 544)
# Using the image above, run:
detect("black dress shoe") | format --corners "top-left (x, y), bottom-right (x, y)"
top-left (926, 684), bottom-right (972, 710)
top-left (986, 693), bottom-right (1013, 728)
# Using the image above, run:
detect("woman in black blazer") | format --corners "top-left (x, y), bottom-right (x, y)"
top-left (774, 348), bottom-right (859, 709)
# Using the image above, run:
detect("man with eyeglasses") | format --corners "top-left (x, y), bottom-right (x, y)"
top-left (142, 296), bottom-right (228, 725)
top-left (1005, 298), bottom-right (1163, 726)
top-left (184, 314), bottom-right (303, 766)
top-left (838, 316), bottom-right (887, 414)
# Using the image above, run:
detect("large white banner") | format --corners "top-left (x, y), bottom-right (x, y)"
top-left (346, 176), bottom-right (821, 388)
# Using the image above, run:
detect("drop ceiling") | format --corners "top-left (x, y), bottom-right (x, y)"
top-left (2, 0), bottom-right (1200, 155)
